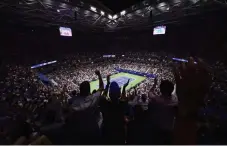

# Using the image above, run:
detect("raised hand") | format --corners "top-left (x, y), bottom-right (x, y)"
top-left (107, 75), bottom-right (111, 83)
top-left (174, 57), bottom-right (211, 113)
top-left (95, 70), bottom-right (101, 76)
top-left (124, 79), bottom-right (130, 87)
top-left (95, 70), bottom-right (104, 90)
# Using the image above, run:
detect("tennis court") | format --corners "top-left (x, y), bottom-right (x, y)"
top-left (90, 72), bottom-right (146, 93)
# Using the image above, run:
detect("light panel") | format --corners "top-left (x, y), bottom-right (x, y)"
top-left (100, 11), bottom-right (105, 15)
top-left (108, 14), bottom-right (113, 19)
top-left (189, 0), bottom-right (200, 3)
top-left (120, 10), bottom-right (126, 15)
top-left (113, 15), bottom-right (118, 19)
top-left (157, 2), bottom-right (169, 12)
top-left (90, 6), bottom-right (97, 12)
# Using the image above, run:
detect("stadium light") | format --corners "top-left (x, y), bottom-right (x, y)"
top-left (100, 11), bottom-right (105, 15)
top-left (189, 0), bottom-right (200, 3)
top-left (84, 10), bottom-right (90, 15)
top-left (158, 2), bottom-right (166, 7)
top-left (60, 3), bottom-right (67, 8)
top-left (172, 0), bottom-right (182, 5)
top-left (57, 9), bottom-right (60, 12)
top-left (108, 14), bottom-right (113, 19)
top-left (148, 6), bottom-right (154, 11)
top-left (113, 15), bottom-right (118, 19)
top-left (120, 10), bottom-right (126, 15)
top-left (90, 6), bottom-right (97, 12)
top-left (157, 2), bottom-right (169, 12)
top-left (122, 55), bottom-right (125, 57)
top-left (136, 9), bottom-right (142, 14)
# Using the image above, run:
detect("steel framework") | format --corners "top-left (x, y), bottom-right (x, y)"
top-left (0, 0), bottom-right (226, 32)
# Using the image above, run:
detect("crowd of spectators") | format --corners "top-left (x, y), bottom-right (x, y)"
top-left (0, 52), bottom-right (226, 144)
top-left (45, 52), bottom-right (175, 96)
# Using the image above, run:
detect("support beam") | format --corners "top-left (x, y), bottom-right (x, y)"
top-left (92, 15), bottom-right (101, 25)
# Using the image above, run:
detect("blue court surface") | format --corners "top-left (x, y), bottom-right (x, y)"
top-left (90, 72), bottom-right (146, 92)
top-left (96, 76), bottom-right (135, 88)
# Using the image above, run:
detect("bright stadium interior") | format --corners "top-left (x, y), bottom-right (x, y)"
top-left (0, 0), bottom-right (227, 144)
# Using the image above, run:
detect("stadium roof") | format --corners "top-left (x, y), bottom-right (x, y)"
top-left (0, 0), bottom-right (226, 32)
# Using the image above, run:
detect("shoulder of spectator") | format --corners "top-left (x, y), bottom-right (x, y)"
top-left (148, 91), bottom-right (156, 98)
top-left (77, 91), bottom-right (103, 107)
top-left (91, 90), bottom-right (102, 98)
top-left (171, 94), bottom-right (178, 102)
top-left (119, 98), bottom-right (128, 103)
top-left (133, 95), bottom-right (140, 101)
top-left (13, 136), bottom-right (27, 145)
top-left (148, 96), bottom-right (158, 104)
top-left (168, 100), bottom-right (178, 106)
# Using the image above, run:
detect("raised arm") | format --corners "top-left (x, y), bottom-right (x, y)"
top-left (173, 57), bottom-right (211, 144)
top-left (149, 77), bottom-right (158, 93)
top-left (95, 70), bottom-right (104, 91)
top-left (121, 79), bottom-right (130, 100)
top-left (102, 75), bottom-right (111, 97)
top-left (148, 77), bottom-right (158, 100)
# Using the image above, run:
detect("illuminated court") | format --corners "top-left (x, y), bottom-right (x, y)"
top-left (90, 72), bottom-right (146, 93)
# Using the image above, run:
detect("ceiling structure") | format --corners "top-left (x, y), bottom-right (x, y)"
top-left (97, 0), bottom-right (143, 13)
top-left (0, 0), bottom-right (226, 32)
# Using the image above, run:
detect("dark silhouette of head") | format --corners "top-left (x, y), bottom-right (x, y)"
top-left (80, 81), bottom-right (90, 97)
top-left (109, 81), bottom-right (121, 103)
top-left (44, 110), bottom-right (56, 125)
top-left (71, 90), bottom-right (77, 97)
top-left (92, 89), bottom-right (97, 94)
top-left (134, 105), bottom-right (144, 119)
top-left (129, 94), bottom-right (134, 101)
top-left (141, 94), bottom-right (147, 102)
top-left (160, 80), bottom-right (174, 97)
